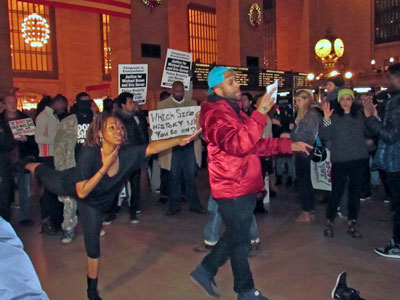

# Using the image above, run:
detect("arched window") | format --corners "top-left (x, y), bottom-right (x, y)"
top-left (7, 0), bottom-right (58, 78)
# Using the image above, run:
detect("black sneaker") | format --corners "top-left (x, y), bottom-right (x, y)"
top-left (238, 288), bottom-right (269, 300)
top-left (374, 239), bottom-right (400, 259)
top-left (331, 271), bottom-right (365, 300)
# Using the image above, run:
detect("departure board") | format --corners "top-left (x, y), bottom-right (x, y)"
top-left (193, 63), bottom-right (310, 91)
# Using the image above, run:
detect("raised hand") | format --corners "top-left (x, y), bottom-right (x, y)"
top-left (363, 98), bottom-right (378, 118)
top-left (256, 87), bottom-right (277, 115)
top-left (291, 141), bottom-right (313, 155)
top-left (322, 102), bottom-right (334, 120)
top-left (101, 146), bottom-right (119, 171)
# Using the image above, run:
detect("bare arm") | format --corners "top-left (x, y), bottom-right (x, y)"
top-left (145, 129), bottom-right (202, 156)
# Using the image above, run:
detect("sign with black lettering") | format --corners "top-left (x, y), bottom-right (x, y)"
top-left (118, 64), bottom-right (148, 104)
top-left (8, 118), bottom-right (35, 139)
top-left (149, 106), bottom-right (200, 140)
top-left (161, 49), bottom-right (192, 90)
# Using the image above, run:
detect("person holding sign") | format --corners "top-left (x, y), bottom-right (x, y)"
top-left (0, 94), bottom-right (38, 225)
top-left (24, 112), bottom-right (201, 300)
top-left (190, 66), bottom-right (312, 300)
top-left (157, 81), bottom-right (205, 216)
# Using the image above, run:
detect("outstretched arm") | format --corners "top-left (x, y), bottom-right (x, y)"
top-left (145, 129), bottom-right (202, 156)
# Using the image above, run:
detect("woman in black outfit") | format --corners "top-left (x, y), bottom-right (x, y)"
top-left (26, 112), bottom-right (200, 300)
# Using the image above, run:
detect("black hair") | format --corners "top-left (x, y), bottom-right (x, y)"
top-left (327, 75), bottom-right (345, 88)
top-left (103, 97), bottom-right (113, 113)
top-left (116, 92), bottom-right (134, 109)
top-left (75, 92), bottom-right (90, 102)
top-left (241, 92), bottom-right (254, 102)
top-left (389, 63), bottom-right (400, 77)
top-left (36, 95), bottom-right (52, 115)
top-left (160, 91), bottom-right (171, 101)
top-left (53, 93), bottom-right (68, 104)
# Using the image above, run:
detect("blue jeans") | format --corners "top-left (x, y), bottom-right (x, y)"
top-left (276, 156), bottom-right (295, 177)
top-left (204, 196), bottom-right (259, 245)
top-left (169, 143), bottom-right (201, 211)
top-left (17, 172), bottom-right (31, 222)
top-left (201, 194), bottom-right (256, 294)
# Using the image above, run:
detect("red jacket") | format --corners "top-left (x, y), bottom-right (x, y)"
top-left (200, 95), bottom-right (292, 199)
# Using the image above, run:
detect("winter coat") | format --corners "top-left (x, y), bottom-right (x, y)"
top-left (366, 94), bottom-right (400, 172)
top-left (200, 94), bottom-right (292, 199)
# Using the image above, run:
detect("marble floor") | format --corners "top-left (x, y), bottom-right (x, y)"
top-left (10, 168), bottom-right (400, 300)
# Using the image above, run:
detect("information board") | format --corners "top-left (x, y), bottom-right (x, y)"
top-left (192, 63), bottom-right (309, 91)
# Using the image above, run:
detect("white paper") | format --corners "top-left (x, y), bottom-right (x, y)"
top-left (149, 106), bottom-right (200, 140)
top-left (118, 64), bottom-right (148, 105)
top-left (161, 49), bottom-right (192, 91)
top-left (266, 79), bottom-right (279, 103)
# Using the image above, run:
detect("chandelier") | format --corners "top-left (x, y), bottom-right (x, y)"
top-left (21, 13), bottom-right (50, 47)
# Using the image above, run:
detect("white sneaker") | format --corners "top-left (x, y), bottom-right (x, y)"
top-left (100, 229), bottom-right (106, 237)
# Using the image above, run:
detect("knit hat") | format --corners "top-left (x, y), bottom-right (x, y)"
top-left (337, 88), bottom-right (354, 102)
top-left (207, 66), bottom-right (231, 95)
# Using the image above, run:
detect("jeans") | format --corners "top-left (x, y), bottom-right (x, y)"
top-left (38, 157), bottom-right (64, 229)
top-left (160, 168), bottom-right (170, 198)
top-left (326, 159), bottom-right (368, 221)
top-left (17, 172), bottom-right (31, 222)
top-left (276, 156), bottom-right (295, 177)
top-left (169, 143), bottom-right (201, 211)
top-left (370, 156), bottom-right (380, 186)
top-left (384, 172), bottom-right (400, 244)
top-left (295, 154), bottom-right (315, 212)
top-left (201, 194), bottom-right (256, 294)
top-left (204, 196), bottom-right (259, 245)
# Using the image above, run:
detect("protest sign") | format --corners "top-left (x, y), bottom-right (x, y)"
top-left (311, 149), bottom-right (332, 191)
top-left (149, 106), bottom-right (200, 141)
top-left (9, 118), bottom-right (35, 139)
top-left (118, 64), bottom-right (148, 104)
top-left (161, 49), bottom-right (192, 90)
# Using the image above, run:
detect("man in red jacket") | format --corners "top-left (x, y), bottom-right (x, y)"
top-left (190, 66), bottom-right (312, 300)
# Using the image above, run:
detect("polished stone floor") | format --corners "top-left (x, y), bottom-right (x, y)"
top-left (10, 168), bottom-right (400, 300)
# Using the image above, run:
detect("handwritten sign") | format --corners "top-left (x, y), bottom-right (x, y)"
top-left (311, 150), bottom-right (332, 191)
top-left (9, 118), bottom-right (35, 139)
top-left (149, 106), bottom-right (200, 141)
top-left (118, 64), bottom-right (148, 104)
top-left (161, 49), bottom-right (192, 90)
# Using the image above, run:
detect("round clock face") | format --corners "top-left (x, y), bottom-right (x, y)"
top-left (334, 38), bottom-right (344, 57)
top-left (315, 39), bottom-right (332, 58)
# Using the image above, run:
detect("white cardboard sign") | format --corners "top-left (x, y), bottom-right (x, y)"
top-left (161, 49), bottom-right (192, 91)
top-left (9, 118), bottom-right (35, 139)
top-left (149, 106), bottom-right (200, 141)
top-left (118, 64), bottom-right (148, 105)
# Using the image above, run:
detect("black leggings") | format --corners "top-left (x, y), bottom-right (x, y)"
top-left (35, 164), bottom-right (102, 258)
top-left (77, 201), bottom-right (103, 258)
top-left (34, 164), bottom-right (76, 197)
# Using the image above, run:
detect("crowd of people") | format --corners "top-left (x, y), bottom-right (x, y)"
top-left (0, 63), bottom-right (399, 300)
